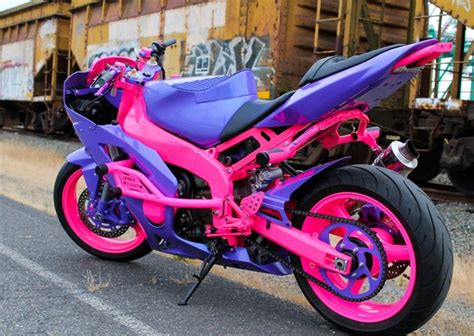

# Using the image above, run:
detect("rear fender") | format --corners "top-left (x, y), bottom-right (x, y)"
top-left (258, 157), bottom-right (351, 227)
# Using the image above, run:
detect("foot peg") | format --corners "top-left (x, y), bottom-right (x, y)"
top-left (178, 253), bottom-right (220, 306)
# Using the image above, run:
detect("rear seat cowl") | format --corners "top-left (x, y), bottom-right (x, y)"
top-left (299, 44), bottom-right (404, 87)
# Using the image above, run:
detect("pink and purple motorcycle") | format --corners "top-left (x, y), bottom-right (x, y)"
top-left (54, 38), bottom-right (453, 334)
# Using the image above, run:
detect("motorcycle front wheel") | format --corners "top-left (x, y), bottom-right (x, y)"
top-left (54, 162), bottom-right (151, 261)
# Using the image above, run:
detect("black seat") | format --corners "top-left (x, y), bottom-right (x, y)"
top-left (299, 44), bottom-right (404, 87)
top-left (219, 91), bottom-right (295, 142)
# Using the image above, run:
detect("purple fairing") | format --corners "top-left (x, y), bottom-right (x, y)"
top-left (144, 70), bottom-right (258, 147)
top-left (105, 89), bottom-right (123, 108)
top-left (319, 223), bottom-right (384, 300)
top-left (257, 157), bottom-right (351, 227)
top-left (257, 39), bottom-right (438, 127)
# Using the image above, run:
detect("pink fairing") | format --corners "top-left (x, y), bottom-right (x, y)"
top-left (393, 42), bottom-right (452, 71)
top-left (62, 169), bottom-right (146, 253)
top-left (300, 192), bottom-right (416, 323)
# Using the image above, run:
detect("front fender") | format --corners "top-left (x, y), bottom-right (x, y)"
top-left (67, 147), bottom-right (93, 167)
top-left (66, 147), bottom-right (102, 199)
top-left (258, 157), bottom-right (351, 226)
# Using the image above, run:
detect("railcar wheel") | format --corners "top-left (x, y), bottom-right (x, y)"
top-left (447, 129), bottom-right (474, 195)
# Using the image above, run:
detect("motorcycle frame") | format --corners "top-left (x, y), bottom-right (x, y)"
top-left (64, 71), bottom-right (382, 276)
top-left (63, 40), bottom-right (448, 276)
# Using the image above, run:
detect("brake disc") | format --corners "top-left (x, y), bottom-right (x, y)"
top-left (78, 189), bottom-right (130, 238)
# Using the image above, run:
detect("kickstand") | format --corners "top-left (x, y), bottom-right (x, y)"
top-left (178, 253), bottom-right (220, 306)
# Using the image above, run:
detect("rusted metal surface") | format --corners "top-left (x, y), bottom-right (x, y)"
top-left (0, 1), bottom-right (70, 102)
top-left (430, 0), bottom-right (474, 29)
top-left (1, 0), bottom-right (425, 102)
top-left (0, 1), bottom-right (70, 132)
top-left (0, 1), bottom-right (69, 30)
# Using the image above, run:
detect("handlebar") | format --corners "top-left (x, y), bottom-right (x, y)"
top-left (164, 38), bottom-right (177, 47)
top-left (91, 68), bottom-right (118, 88)
top-left (150, 38), bottom-right (177, 59)
top-left (90, 38), bottom-right (177, 92)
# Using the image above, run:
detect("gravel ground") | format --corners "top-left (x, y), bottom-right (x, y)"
top-left (1, 129), bottom-right (473, 334)
top-left (431, 170), bottom-right (453, 186)
top-left (0, 130), bottom-right (81, 155)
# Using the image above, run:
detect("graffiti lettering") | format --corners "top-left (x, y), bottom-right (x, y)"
top-left (87, 42), bottom-right (139, 68)
top-left (184, 36), bottom-right (274, 92)
top-left (452, 0), bottom-right (472, 11)
top-left (0, 61), bottom-right (33, 100)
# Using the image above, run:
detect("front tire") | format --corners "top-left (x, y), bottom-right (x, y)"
top-left (291, 165), bottom-right (453, 335)
top-left (54, 162), bottom-right (151, 261)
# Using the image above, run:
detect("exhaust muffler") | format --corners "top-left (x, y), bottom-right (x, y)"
top-left (373, 140), bottom-right (419, 176)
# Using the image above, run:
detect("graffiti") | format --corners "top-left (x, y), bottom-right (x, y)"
top-left (36, 19), bottom-right (58, 73)
top-left (452, 0), bottom-right (472, 11)
top-left (0, 39), bottom-right (34, 101)
top-left (183, 36), bottom-right (274, 92)
top-left (87, 41), bottom-right (139, 68)
top-left (0, 61), bottom-right (34, 100)
top-left (39, 19), bottom-right (57, 39)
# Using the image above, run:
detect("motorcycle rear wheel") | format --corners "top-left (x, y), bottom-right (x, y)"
top-left (291, 165), bottom-right (452, 335)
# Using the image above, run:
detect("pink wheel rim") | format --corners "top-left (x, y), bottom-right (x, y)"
top-left (300, 192), bottom-right (416, 323)
top-left (62, 169), bottom-right (147, 254)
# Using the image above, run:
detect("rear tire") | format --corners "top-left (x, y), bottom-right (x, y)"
top-left (291, 165), bottom-right (453, 335)
top-left (54, 162), bottom-right (151, 262)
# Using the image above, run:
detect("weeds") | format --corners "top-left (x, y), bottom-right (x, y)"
top-left (84, 270), bottom-right (111, 292)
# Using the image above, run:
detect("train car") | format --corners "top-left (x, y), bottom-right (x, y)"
top-left (67, 0), bottom-right (423, 97)
top-left (65, 0), bottom-right (424, 167)
top-left (1, 0), bottom-right (473, 193)
top-left (0, 0), bottom-right (71, 133)
top-left (369, 1), bottom-right (474, 194)
top-left (1, 0), bottom-right (423, 129)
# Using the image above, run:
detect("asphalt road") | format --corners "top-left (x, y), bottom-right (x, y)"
top-left (0, 196), bottom-right (344, 335)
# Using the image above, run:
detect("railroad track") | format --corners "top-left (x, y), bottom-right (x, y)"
top-left (2, 127), bottom-right (474, 204)
top-left (0, 126), bottom-right (78, 142)
top-left (420, 182), bottom-right (474, 204)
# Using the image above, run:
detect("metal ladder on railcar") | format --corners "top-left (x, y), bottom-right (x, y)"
top-left (313, 0), bottom-right (394, 58)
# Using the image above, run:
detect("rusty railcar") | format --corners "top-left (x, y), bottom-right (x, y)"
top-left (1, 0), bottom-right (423, 130)
top-left (68, 0), bottom-right (424, 99)
top-left (0, 0), bottom-right (71, 132)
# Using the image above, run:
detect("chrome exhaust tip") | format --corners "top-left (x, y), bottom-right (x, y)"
top-left (373, 140), bottom-right (419, 176)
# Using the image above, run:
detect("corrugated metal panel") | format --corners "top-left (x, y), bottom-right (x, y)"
top-left (431, 0), bottom-right (473, 29)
